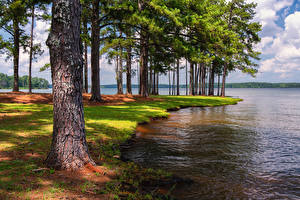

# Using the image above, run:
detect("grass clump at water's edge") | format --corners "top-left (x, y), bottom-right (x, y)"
top-left (0, 95), bottom-right (241, 199)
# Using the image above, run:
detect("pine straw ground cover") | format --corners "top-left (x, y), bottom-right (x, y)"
top-left (0, 95), bottom-right (241, 200)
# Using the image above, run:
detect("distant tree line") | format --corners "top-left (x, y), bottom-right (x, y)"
top-left (0, 73), bottom-right (49, 89)
top-left (226, 82), bottom-right (300, 88)
top-left (101, 82), bottom-right (300, 89)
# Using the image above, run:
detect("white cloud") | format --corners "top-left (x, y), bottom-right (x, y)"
top-left (260, 11), bottom-right (300, 76)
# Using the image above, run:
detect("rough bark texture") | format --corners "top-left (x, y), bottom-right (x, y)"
top-left (83, 20), bottom-right (88, 93)
top-left (139, 32), bottom-right (148, 97)
top-left (13, 18), bottom-right (20, 92)
top-left (28, 6), bottom-right (35, 94)
top-left (138, 0), bottom-right (148, 97)
top-left (90, 0), bottom-right (102, 101)
top-left (45, 0), bottom-right (95, 170)
top-left (126, 45), bottom-right (132, 94)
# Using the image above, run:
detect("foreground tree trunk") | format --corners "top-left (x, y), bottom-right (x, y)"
top-left (45, 0), bottom-right (95, 170)
top-left (90, 0), bottom-right (102, 101)
top-left (13, 18), bottom-right (20, 92)
top-left (28, 5), bottom-right (35, 93)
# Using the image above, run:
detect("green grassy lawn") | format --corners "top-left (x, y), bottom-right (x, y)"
top-left (0, 95), bottom-right (241, 199)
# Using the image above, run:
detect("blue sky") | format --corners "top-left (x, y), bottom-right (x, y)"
top-left (0, 0), bottom-right (300, 84)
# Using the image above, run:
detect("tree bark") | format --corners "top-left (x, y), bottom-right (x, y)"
top-left (176, 59), bottom-right (180, 96)
top-left (168, 70), bottom-right (171, 95)
top-left (138, 0), bottom-right (148, 97)
top-left (45, 0), bottom-right (95, 170)
top-left (221, 63), bottom-right (227, 97)
top-left (201, 65), bottom-right (206, 96)
top-left (149, 67), bottom-right (153, 95)
top-left (126, 45), bottom-right (132, 94)
top-left (90, 0), bottom-right (102, 102)
top-left (28, 5), bottom-right (35, 94)
top-left (195, 64), bottom-right (199, 95)
top-left (156, 72), bottom-right (159, 95)
top-left (185, 59), bottom-right (188, 96)
top-left (217, 73), bottom-right (220, 96)
top-left (83, 20), bottom-right (88, 93)
top-left (13, 18), bottom-right (20, 92)
top-left (189, 62), bottom-right (194, 95)
top-left (139, 32), bottom-right (148, 97)
top-left (198, 63), bottom-right (202, 95)
top-left (209, 64), bottom-right (215, 96)
top-left (117, 50), bottom-right (123, 94)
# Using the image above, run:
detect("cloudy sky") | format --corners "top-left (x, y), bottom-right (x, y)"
top-left (0, 0), bottom-right (300, 84)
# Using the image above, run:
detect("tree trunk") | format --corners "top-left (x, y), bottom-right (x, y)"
top-left (45, 0), bottom-right (95, 170)
top-left (221, 63), bottom-right (227, 97)
top-left (209, 64), bottom-right (215, 96)
top-left (198, 63), bottom-right (202, 95)
top-left (138, 1), bottom-right (148, 97)
top-left (185, 59), bottom-right (188, 96)
top-left (189, 62), bottom-right (194, 95)
top-left (117, 49), bottom-right (123, 94)
top-left (139, 32), bottom-right (148, 97)
top-left (83, 20), bottom-right (88, 93)
top-left (28, 5), bottom-right (35, 94)
top-left (13, 18), bottom-right (20, 92)
top-left (126, 45), bottom-right (132, 94)
top-left (152, 70), bottom-right (155, 95)
top-left (195, 64), bottom-right (199, 95)
top-left (90, 0), bottom-right (102, 102)
top-left (176, 59), bottom-right (180, 96)
top-left (156, 72), bottom-right (159, 95)
top-left (217, 73), bottom-right (220, 96)
top-left (168, 70), bottom-right (171, 95)
top-left (149, 67), bottom-right (152, 95)
top-left (201, 65), bottom-right (206, 96)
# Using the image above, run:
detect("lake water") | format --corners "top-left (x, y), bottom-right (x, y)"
top-left (121, 88), bottom-right (300, 199)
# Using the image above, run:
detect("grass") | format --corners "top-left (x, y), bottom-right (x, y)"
top-left (0, 95), bottom-right (241, 199)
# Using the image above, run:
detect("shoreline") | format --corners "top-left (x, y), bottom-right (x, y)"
top-left (0, 94), bottom-right (241, 199)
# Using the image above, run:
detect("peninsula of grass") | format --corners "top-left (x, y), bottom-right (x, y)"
top-left (0, 95), bottom-right (241, 199)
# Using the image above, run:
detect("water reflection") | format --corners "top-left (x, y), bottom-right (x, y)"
top-left (121, 89), bottom-right (300, 199)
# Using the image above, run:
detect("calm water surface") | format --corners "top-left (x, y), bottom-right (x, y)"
top-left (121, 88), bottom-right (300, 199)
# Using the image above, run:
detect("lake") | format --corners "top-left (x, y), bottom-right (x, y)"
top-left (121, 88), bottom-right (300, 199)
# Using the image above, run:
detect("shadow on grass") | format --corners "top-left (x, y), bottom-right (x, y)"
top-left (0, 96), bottom-right (241, 199)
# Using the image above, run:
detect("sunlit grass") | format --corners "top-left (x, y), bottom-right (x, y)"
top-left (0, 95), bottom-right (241, 199)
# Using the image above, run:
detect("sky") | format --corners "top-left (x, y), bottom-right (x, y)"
top-left (0, 0), bottom-right (300, 84)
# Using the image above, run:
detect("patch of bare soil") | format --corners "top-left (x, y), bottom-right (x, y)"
top-left (0, 92), bottom-right (161, 105)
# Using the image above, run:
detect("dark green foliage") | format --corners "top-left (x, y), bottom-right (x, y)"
top-left (225, 82), bottom-right (300, 88)
top-left (0, 73), bottom-right (49, 89)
